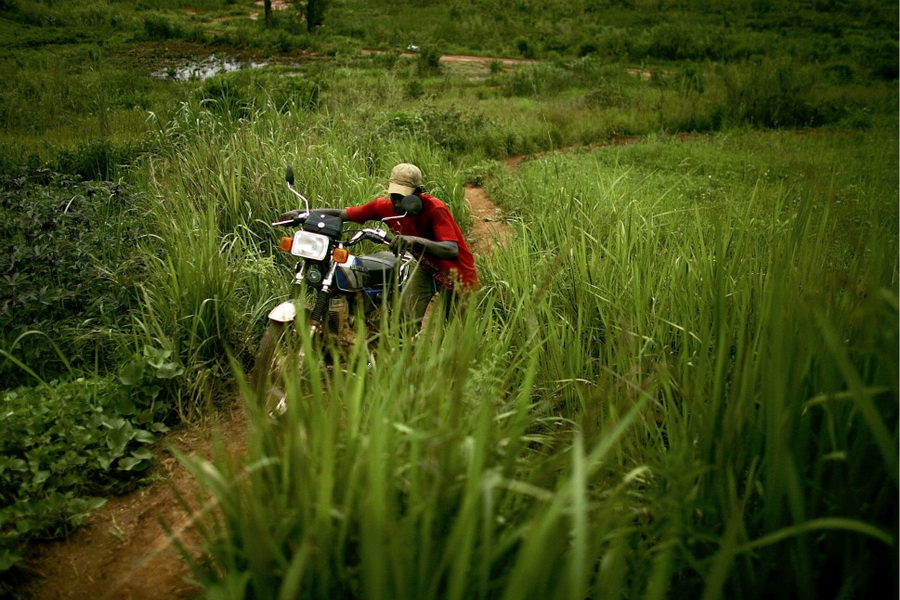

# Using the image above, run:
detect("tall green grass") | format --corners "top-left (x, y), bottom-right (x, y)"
top-left (168, 127), bottom-right (897, 598)
top-left (2, 0), bottom-right (897, 593)
top-left (129, 99), bottom-right (480, 412)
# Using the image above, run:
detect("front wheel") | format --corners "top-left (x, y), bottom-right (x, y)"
top-left (250, 321), bottom-right (308, 417)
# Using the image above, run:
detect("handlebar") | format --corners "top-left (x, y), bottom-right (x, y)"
top-left (271, 217), bottom-right (303, 227)
top-left (272, 212), bottom-right (394, 246)
top-left (346, 227), bottom-right (393, 247)
top-left (271, 210), bottom-right (309, 227)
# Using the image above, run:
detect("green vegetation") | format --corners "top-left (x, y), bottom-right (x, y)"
top-left (178, 127), bottom-right (897, 599)
top-left (0, 0), bottom-right (896, 597)
top-left (0, 372), bottom-right (171, 571)
top-left (0, 0), bottom-right (895, 172)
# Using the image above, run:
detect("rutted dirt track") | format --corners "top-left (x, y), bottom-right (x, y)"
top-left (18, 186), bottom-right (513, 600)
top-left (465, 185), bottom-right (513, 255)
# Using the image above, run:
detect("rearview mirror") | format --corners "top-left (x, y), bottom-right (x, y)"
top-left (286, 165), bottom-right (295, 186)
top-left (399, 194), bottom-right (422, 215)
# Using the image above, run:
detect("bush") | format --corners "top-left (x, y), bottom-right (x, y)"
top-left (266, 76), bottom-right (321, 112)
top-left (376, 106), bottom-right (494, 154)
top-left (0, 172), bottom-right (138, 387)
top-left (516, 37), bottom-right (536, 59)
top-left (54, 139), bottom-right (146, 181)
top-left (720, 58), bottom-right (822, 128)
top-left (581, 81), bottom-right (627, 109)
top-left (141, 14), bottom-right (184, 41)
top-left (0, 374), bottom-right (170, 580)
top-left (196, 75), bottom-right (254, 119)
top-left (194, 72), bottom-right (322, 119)
top-left (404, 79), bottom-right (425, 100)
top-left (869, 40), bottom-right (899, 81)
top-left (416, 46), bottom-right (442, 76)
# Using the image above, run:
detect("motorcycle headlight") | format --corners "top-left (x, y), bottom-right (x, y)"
top-left (290, 231), bottom-right (329, 261)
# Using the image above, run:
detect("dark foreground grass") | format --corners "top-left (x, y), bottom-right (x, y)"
top-left (170, 127), bottom-right (897, 599)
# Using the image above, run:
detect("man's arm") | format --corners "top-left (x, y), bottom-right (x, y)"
top-left (315, 208), bottom-right (349, 220)
top-left (391, 236), bottom-right (459, 259)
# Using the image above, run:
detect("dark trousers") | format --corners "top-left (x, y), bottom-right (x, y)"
top-left (400, 264), bottom-right (458, 328)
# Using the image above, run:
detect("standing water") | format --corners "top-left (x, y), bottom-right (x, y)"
top-left (151, 55), bottom-right (267, 81)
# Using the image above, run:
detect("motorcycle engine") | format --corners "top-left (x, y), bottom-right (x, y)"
top-left (327, 296), bottom-right (349, 334)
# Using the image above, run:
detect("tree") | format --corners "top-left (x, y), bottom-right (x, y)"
top-left (307, 0), bottom-right (326, 32)
top-left (264, 0), bottom-right (272, 27)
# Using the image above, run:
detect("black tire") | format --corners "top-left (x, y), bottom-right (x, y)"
top-left (250, 322), bottom-right (289, 416)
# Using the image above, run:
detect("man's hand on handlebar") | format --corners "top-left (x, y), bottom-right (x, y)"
top-left (390, 235), bottom-right (460, 259)
top-left (389, 234), bottom-right (415, 255)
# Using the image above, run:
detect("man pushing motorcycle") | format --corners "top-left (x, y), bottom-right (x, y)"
top-left (282, 163), bottom-right (478, 327)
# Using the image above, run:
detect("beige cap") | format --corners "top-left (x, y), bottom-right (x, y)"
top-left (387, 163), bottom-right (422, 195)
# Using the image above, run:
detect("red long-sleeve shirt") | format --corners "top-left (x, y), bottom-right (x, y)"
top-left (346, 193), bottom-right (479, 291)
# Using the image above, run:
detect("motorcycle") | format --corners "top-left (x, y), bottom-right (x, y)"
top-left (251, 165), bottom-right (421, 414)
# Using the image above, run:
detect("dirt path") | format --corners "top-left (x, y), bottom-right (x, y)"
top-left (465, 185), bottom-right (513, 255)
top-left (17, 186), bottom-right (512, 600)
top-left (19, 403), bottom-right (248, 599)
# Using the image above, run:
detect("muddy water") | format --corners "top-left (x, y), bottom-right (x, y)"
top-left (151, 54), bottom-right (267, 81)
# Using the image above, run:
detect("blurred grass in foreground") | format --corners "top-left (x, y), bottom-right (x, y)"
top-left (168, 127), bottom-right (897, 598)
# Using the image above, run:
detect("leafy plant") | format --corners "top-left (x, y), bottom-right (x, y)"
top-left (0, 171), bottom-right (139, 387)
top-left (0, 373), bottom-right (170, 579)
top-left (118, 345), bottom-right (186, 404)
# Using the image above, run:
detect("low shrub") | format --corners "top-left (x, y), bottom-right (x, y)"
top-left (0, 372), bottom-right (171, 581)
top-left (376, 106), bottom-right (494, 155)
top-left (266, 76), bottom-right (321, 112)
top-left (141, 14), bottom-right (185, 41)
top-left (196, 75), bottom-right (254, 119)
top-left (720, 58), bottom-right (822, 128)
top-left (54, 139), bottom-right (146, 181)
top-left (416, 46), bottom-right (442, 77)
top-left (580, 81), bottom-right (627, 109)
top-left (0, 172), bottom-right (138, 388)
top-left (194, 71), bottom-right (322, 119)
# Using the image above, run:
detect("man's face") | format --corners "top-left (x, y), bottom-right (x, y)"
top-left (390, 193), bottom-right (405, 212)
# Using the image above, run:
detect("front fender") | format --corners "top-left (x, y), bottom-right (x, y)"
top-left (267, 300), bottom-right (297, 323)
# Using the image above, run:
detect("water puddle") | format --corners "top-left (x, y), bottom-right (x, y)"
top-left (151, 55), bottom-right (268, 81)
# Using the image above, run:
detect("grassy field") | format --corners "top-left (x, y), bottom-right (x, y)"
top-left (0, 0), bottom-right (897, 597)
top-left (166, 124), bottom-right (897, 599)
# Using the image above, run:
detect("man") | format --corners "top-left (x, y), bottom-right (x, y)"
top-left (287, 163), bottom-right (478, 326)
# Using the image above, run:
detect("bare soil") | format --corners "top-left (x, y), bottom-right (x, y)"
top-left (465, 185), bottom-right (513, 255)
top-left (17, 187), bottom-right (511, 600)
top-left (18, 403), bottom-right (248, 600)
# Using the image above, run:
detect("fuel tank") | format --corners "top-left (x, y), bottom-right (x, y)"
top-left (335, 251), bottom-right (399, 292)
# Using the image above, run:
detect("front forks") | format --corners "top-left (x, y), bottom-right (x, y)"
top-left (269, 259), bottom-right (340, 327)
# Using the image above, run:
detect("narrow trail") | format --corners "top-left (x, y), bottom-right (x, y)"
top-left (465, 184), bottom-right (513, 255)
top-left (20, 403), bottom-right (249, 600)
top-left (18, 185), bottom-right (514, 600)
